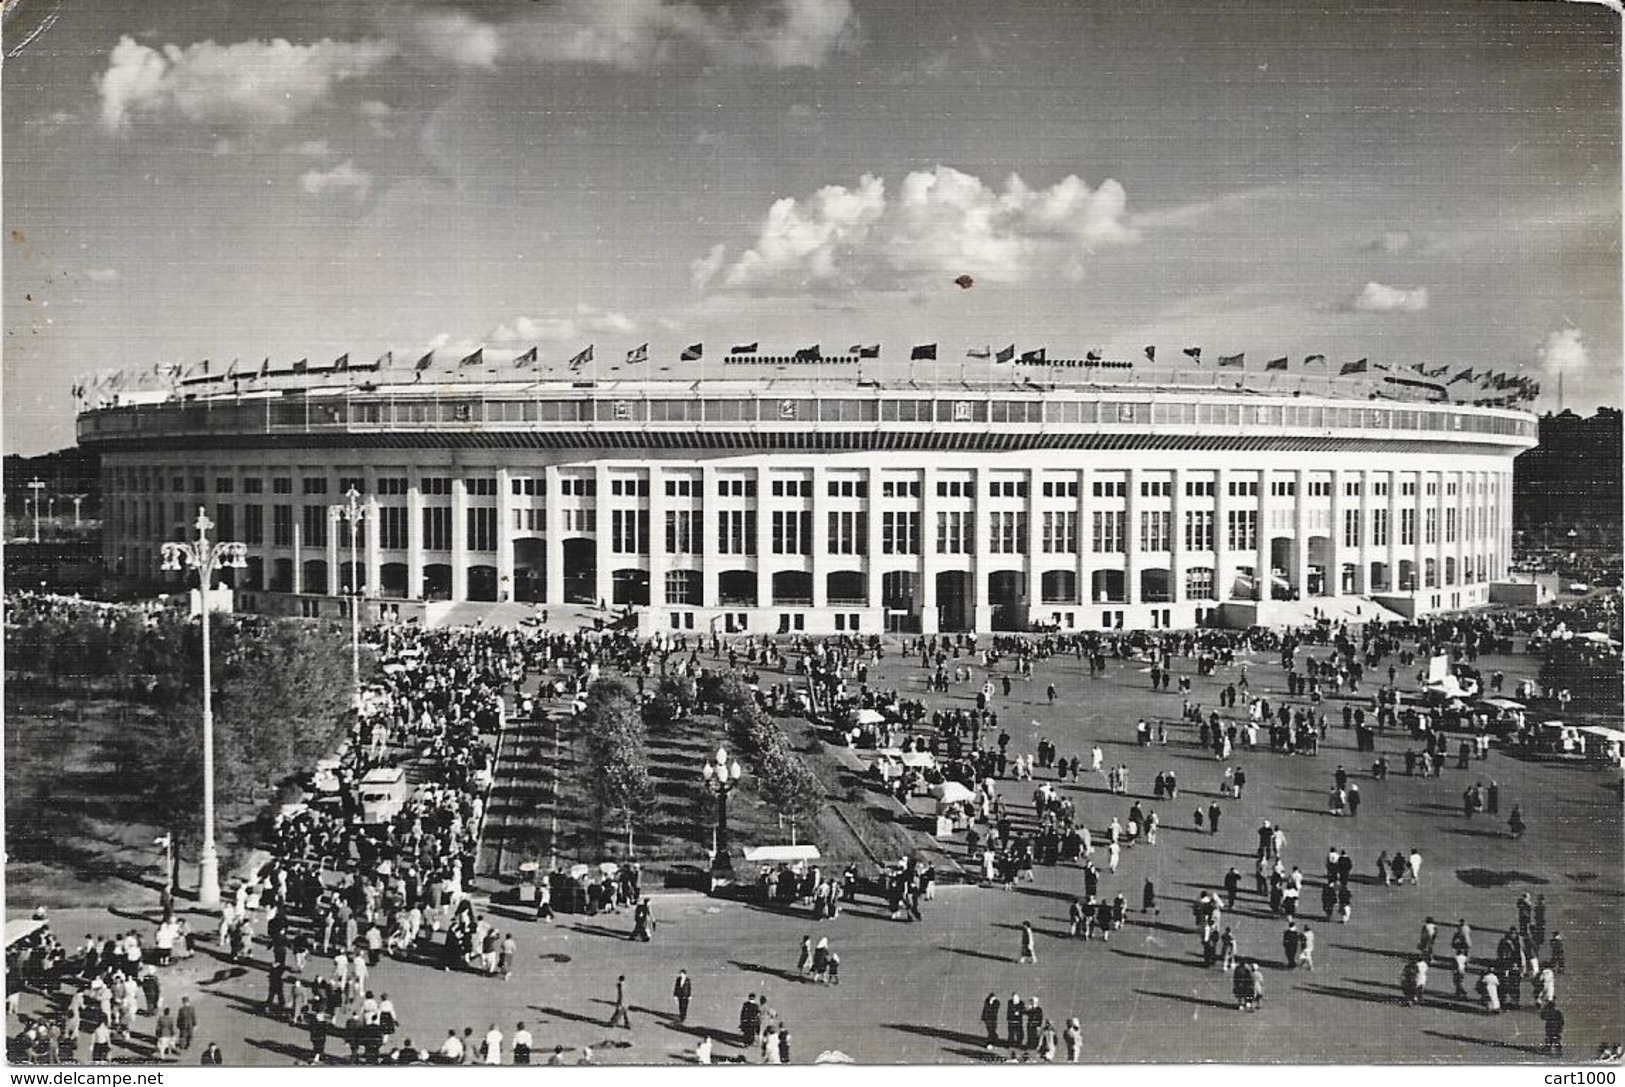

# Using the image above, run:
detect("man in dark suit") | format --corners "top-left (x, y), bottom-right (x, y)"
top-left (673, 970), bottom-right (693, 1023)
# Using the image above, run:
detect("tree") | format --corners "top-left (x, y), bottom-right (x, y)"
top-left (578, 679), bottom-right (657, 857)
top-left (754, 741), bottom-right (826, 844)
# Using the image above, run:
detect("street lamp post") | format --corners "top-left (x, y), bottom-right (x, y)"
top-left (330, 487), bottom-right (366, 709)
top-left (26, 479), bottom-right (44, 542)
top-left (160, 506), bottom-right (247, 909)
top-left (700, 746), bottom-right (743, 873)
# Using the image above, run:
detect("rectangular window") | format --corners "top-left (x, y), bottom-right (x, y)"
top-left (1041, 511), bottom-right (1078, 554)
top-left (1226, 510), bottom-right (1258, 551)
top-left (826, 478), bottom-right (867, 498)
top-left (379, 506), bottom-right (408, 550)
top-left (717, 510), bottom-right (756, 555)
top-left (302, 505), bottom-right (329, 547)
top-left (1092, 511), bottom-right (1125, 553)
top-left (1139, 478), bottom-right (1171, 498)
top-left (827, 510), bottom-right (867, 555)
top-left (611, 509), bottom-right (647, 554)
top-left (1091, 480), bottom-right (1126, 498)
top-left (376, 477), bottom-right (409, 496)
top-left (1400, 508), bottom-right (1416, 546)
top-left (1140, 510), bottom-right (1171, 551)
top-left (465, 477), bottom-right (497, 497)
top-left (242, 505), bottom-right (264, 545)
top-left (1227, 480), bottom-right (1258, 498)
top-left (1445, 508), bottom-right (1457, 543)
top-left (243, 477), bottom-right (264, 494)
top-left (272, 476), bottom-right (293, 495)
top-left (1184, 510), bottom-right (1214, 551)
top-left (988, 511), bottom-right (1028, 554)
top-left (215, 504), bottom-right (235, 540)
top-left (215, 477), bottom-right (235, 494)
top-left (302, 477), bottom-right (329, 496)
top-left (466, 507), bottom-right (497, 551)
top-left (1424, 507), bottom-right (1438, 544)
top-left (882, 479), bottom-right (920, 499)
top-left (663, 478), bottom-right (696, 497)
top-left (272, 505), bottom-right (293, 546)
top-left (936, 511), bottom-right (969, 554)
top-left (1371, 509), bottom-right (1389, 546)
top-left (1343, 509), bottom-right (1362, 548)
top-left (423, 506), bottom-right (451, 550)
top-left (771, 510), bottom-right (812, 555)
top-left (882, 511), bottom-right (920, 554)
top-left (665, 510), bottom-right (699, 555)
top-left (1183, 479), bottom-right (1215, 497)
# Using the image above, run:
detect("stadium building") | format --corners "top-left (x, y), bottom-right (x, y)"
top-left (77, 368), bottom-right (1537, 634)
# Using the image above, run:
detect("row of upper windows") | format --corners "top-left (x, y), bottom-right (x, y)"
top-left (107, 467), bottom-right (1508, 502)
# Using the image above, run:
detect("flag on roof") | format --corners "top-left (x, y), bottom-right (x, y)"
top-left (1339, 358), bottom-right (1369, 376)
top-left (568, 345), bottom-right (594, 371)
top-left (1304, 354), bottom-right (1327, 366)
top-left (851, 344), bottom-right (880, 358)
top-left (258, 358), bottom-right (271, 379)
top-left (995, 344), bottom-right (1016, 364)
top-left (681, 343), bottom-right (703, 361)
top-left (415, 351), bottom-right (434, 371)
top-left (1144, 345), bottom-right (1156, 362)
top-left (514, 346), bottom-right (539, 367)
top-left (967, 345), bottom-right (992, 360)
top-left (459, 348), bottom-right (484, 368)
top-left (626, 343), bottom-right (648, 365)
top-left (953, 274), bottom-right (975, 289)
top-left (794, 344), bottom-right (822, 361)
top-left (910, 343), bottom-right (937, 361)
top-left (1448, 367), bottom-right (1475, 385)
top-left (291, 358), bottom-right (308, 373)
top-left (1182, 347), bottom-right (1201, 362)
top-left (1265, 356), bottom-right (1289, 372)
top-left (1217, 353), bottom-right (1245, 368)
top-left (374, 351), bottom-right (393, 370)
top-left (333, 353), bottom-right (349, 371)
top-left (730, 343), bottom-right (758, 355)
top-left (1020, 347), bottom-right (1046, 365)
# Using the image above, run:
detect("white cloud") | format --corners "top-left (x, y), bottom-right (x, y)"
top-left (1536, 327), bottom-right (1590, 373)
top-left (404, 9), bottom-right (501, 69)
top-left (95, 35), bottom-right (394, 132)
top-left (299, 160), bottom-right (373, 202)
top-left (85, 267), bottom-right (121, 283)
top-left (1351, 281), bottom-right (1429, 313)
top-left (294, 139), bottom-right (333, 157)
top-left (489, 304), bottom-right (637, 344)
top-left (699, 166), bottom-right (1137, 292)
top-left (411, 0), bottom-right (854, 70)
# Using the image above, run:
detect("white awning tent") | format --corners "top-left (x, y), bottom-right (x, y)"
top-left (848, 708), bottom-right (885, 726)
top-left (742, 845), bottom-right (821, 864)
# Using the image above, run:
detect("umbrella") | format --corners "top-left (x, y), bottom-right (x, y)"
top-left (814, 1050), bottom-right (855, 1064)
top-left (930, 781), bottom-right (974, 804)
top-left (849, 708), bottom-right (885, 726)
top-left (568, 864), bottom-right (591, 880)
top-left (599, 861), bottom-right (620, 875)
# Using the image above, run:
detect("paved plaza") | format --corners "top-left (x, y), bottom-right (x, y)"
top-left (10, 626), bottom-right (1622, 1065)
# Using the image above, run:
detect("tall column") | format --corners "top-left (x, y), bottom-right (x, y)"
top-left (699, 466), bottom-right (719, 608)
top-left (920, 466), bottom-right (939, 633)
top-left (450, 476), bottom-right (469, 602)
top-left (364, 494), bottom-right (382, 599)
top-left (293, 520), bottom-right (305, 595)
top-left (543, 466), bottom-right (563, 607)
top-left (1213, 468), bottom-right (1230, 600)
top-left (864, 466), bottom-right (884, 614)
top-left (969, 466), bottom-right (986, 630)
top-left (647, 465), bottom-right (668, 610)
top-left (1023, 466), bottom-right (1040, 623)
top-left (326, 511), bottom-right (341, 597)
top-left (1255, 471), bottom-right (1270, 602)
top-left (1389, 476), bottom-right (1404, 592)
top-left (1436, 471), bottom-right (1450, 594)
top-left (1356, 469), bottom-right (1371, 594)
top-left (1292, 468), bottom-right (1309, 598)
top-left (1329, 469), bottom-right (1345, 596)
top-left (1411, 476), bottom-right (1426, 594)
top-left (407, 482), bottom-right (424, 600)
top-left (595, 464), bottom-right (613, 610)
top-left (496, 468), bottom-right (515, 602)
top-left (810, 465), bottom-right (828, 609)
top-left (754, 466), bottom-right (772, 613)
top-left (1075, 467), bottom-right (1091, 611)
top-left (1123, 469), bottom-right (1140, 607)
top-left (1169, 467), bottom-right (1185, 605)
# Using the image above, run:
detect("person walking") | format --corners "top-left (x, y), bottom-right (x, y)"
top-left (631, 899), bottom-right (654, 942)
top-left (1063, 1017), bottom-right (1082, 1062)
top-left (740, 993), bottom-right (761, 1047)
top-left (673, 970), bottom-right (693, 1023)
top-left (1005, 993), bottom-right (1024, 1050)
top-left (1018, 921), bottom-right (1038, 964)
top-left (176, 995), bottom-right (197, 1052)
top-left (1208, 801), bottom-right (1222, 835)
top-left (606, 975), bottom-right (632, 1029)
top-left (1298, 925), bottom-right (1316, 971)
top-left (513, 1022), bottom-right (533, 1065)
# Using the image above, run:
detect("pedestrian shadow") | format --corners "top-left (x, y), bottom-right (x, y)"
top-left (530, 1004), bottom-right (613, 1028)
top-left (937, 945), bottom-right (1012, 965)
top-left (1112, 948), bottom-right (1208, 970)
top-left (570, 922), bottom-right (632, 941)
top-left (1443, 827), bottom-right (1509, 841)
top-left (1295, 981), bottom-right (1408, 1008)
top-left (725, 959), bottom-right (801, 983)
top-left (1420, 1029), bottom-right (1546, 1055)
top-left (991, 921), bottom-right (1070, 941)
top-left (1186, 846), bottom-right (1255, 859)
top-left (1330, 943), bottom-right (1412, 961)
top-left (245, 1036), bottom-right (316, 1062)
top-left (195, 965), bottom-right (250, 986)
top-left (1010, 885), bottom-right (1073, 903)
top-left (1131, 989), bottom-right (1234, 1010)
top-left (882, 1021), bottom-right (997, 1049)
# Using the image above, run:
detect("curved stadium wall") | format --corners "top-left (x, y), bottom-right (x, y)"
top-left (78, 379), bottom-right (1536, 635)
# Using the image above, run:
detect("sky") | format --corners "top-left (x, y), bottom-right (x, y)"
top-left (3, 0), bottom-right (1619, 454)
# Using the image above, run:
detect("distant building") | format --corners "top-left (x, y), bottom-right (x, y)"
top-left (78, 376), bottom-right (1535, 633)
